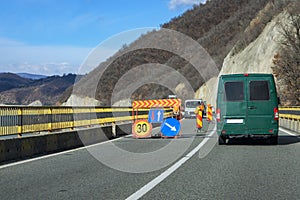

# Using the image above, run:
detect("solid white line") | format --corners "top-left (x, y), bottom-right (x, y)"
top-left (0, 118), bottom-right (185, 169)
top-left (0, 136), bottom-right (125, 170)
top-left (0, 119), bottom-right (180, 169)
top-left (126, 127), bottom-right (216, 200)
top-left (279, 127), bottom-right (299, 137)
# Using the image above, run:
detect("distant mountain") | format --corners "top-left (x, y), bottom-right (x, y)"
top-left (17, 73), bottom-right (47, 80)
top-left (0, 72), bottom-right (33, 93)
top-left (0, 73), bottom-right (82, 105)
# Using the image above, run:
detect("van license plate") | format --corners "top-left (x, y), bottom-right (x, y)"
top-left (226, 119), bottom-right (244, 124)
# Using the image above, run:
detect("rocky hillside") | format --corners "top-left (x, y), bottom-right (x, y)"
top-left (0, 73), bottom-right (79, 105)
top-left (196, 0), bottom-right (299, 106)
top-left (61, 0), bottom-right (276, 106)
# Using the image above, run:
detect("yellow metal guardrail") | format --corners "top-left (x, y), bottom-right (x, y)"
top-left (279, 106), bottom-right (300, 121)
top-left (0, 106), bottom-right (174, 136)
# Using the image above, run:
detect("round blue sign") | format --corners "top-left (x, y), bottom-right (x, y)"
top-left (160, 118), bottom-right (181, 137)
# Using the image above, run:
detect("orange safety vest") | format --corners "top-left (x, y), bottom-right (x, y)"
top-left (173, 105), bottom-right (179, 114)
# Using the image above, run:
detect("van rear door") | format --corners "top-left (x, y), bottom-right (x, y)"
top-left (222, 79), bottom-right (247, 134)
top-left (246, 76), bottom-right (277, 135)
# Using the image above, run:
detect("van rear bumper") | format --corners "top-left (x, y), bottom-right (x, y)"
top-left (222, 134), bottom-right (278, 139)
top-left (217, 128), bottom-right (278, 138)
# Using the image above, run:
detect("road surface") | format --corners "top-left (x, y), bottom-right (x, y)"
top-left (0, 119), bottom-right (299, 200)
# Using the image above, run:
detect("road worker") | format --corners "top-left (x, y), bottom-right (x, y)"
top-left (173, 105), bottom-right (182, 120)
top-left (195, 101), bottom-right (205, 116)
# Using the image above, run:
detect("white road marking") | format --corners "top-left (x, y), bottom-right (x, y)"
top-left (0, 136), bottom-right (125, 170)
top-left (126, 126), bottom-right (216, 200)
top-left (0, 121), bottom-right (170, 169)
top-left (279, 127), bottom-right (300, 137)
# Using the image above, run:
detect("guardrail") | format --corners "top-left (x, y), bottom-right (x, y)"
top-left (279, 106), bottom-right (300, 133)
top-left (0, 106), bottom-right (174, 137)
top-left (279, 106), bottom-right (300, 120)
top-left (0, 106), bottom-right (298, 137)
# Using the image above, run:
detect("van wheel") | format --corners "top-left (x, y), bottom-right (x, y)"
top-left (218, 136), bottom-right (226, 145)
top-left (270, 136), bottom-right (278, 145)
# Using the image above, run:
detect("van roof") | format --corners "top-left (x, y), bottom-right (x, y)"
top-left (220, 73), bottom-right (273, 78)
top-left (185, 99), bottom-right (203, 102)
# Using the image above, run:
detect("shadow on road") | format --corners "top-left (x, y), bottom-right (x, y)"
top-left (226, 135), bottom-right (300, 146)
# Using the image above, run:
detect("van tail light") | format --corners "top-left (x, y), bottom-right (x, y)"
top-left (274, 108), bottom-right (279, 120)
top-left (216, 108), bottom-right (221, 122)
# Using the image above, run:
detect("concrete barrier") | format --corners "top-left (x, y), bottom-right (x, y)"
top-left (0, 124), bottom-right (132, 163)
top-left (280, 118), bottom-right (300, 134)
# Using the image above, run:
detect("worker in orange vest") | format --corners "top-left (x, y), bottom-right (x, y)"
top-left (173, 105), bottom-right (182, 120)
top-left (195, 102), bottom-right (205, 116)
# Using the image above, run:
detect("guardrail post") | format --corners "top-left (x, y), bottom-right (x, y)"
top-left (48, 107), bottom-right (52, 132)
top-left (17, 107), bottom-right (22, 137)
top-left (112, 122), bottom-right (116, 138)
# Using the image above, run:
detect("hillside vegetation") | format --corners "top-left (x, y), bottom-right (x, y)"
top-left (61, 0), bottom-right (280, 106)
top-left (2, 0), bottom-right (298, 106)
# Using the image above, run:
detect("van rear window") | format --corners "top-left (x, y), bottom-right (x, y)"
top-left (250, 81), bottom-right (270, 101)
top-left (224, 81), bottom-right (244, 101)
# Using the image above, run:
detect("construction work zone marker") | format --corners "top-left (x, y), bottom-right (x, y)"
top-left (196, 110), bottom-right (203, 131)
top-left (132, 99), bottom-right (181, 109)
top-left (206, 104), bottom-right (213, 122)
top-left (131, 98), bottom-right (182, 138)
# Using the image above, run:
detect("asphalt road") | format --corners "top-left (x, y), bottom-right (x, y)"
top-left (0, 119), bottom-right (299, 200)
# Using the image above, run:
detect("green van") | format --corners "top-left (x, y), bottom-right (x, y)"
top-left (216, 74), bottom-right (279, 145)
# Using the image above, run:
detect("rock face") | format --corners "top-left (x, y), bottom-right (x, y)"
top-left (28, 100), bottom-right (43, 106)
top-left (220, 12), bottom-right (287, 75)
top-left (196, 11), bottom-right (289, 106)
top-left (62, 94), bottom-right (101, 106)
top-left (195, 77), bottom-right (218, 105)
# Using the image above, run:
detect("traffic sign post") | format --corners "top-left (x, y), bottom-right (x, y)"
top-left (160, 118), bottom-right (181, 138)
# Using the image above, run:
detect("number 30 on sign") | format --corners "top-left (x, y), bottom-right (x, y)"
top-left (132, 120), bottom-right (152, 138)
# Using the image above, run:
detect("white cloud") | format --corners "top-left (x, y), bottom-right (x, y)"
top-left (0, 37), bottom-right (25, 46)
top-left (0, 38), bottom-right (118, 75)
top-left (168, 0), bottom-right (207, 10)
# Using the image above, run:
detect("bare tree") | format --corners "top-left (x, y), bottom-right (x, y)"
top-left (272, 2), bottom-right (300, 105)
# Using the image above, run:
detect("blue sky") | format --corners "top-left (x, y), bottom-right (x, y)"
top-left (0, 0), bottom-right (206, 75)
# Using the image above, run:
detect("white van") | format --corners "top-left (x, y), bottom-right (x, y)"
top-left (184, 99), bottom-right (205, 118)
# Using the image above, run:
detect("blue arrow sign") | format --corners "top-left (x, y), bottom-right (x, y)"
top-left (148, 108), bottom-right (164, 123)
top-left (160, 118), bottom-right (181, 137)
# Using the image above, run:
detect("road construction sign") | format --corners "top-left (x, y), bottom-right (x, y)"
top-left (132, 120), bottom-right (152, 138)
top-left (132, 99), bottom-right (181, 109)
top-left (148, 108), bottom-right (164, 123)
top-left (160, 118), bottom-right (181, 137)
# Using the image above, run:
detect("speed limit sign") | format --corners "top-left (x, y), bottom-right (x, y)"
top-left (132, 120), bottom-right (152, 138)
